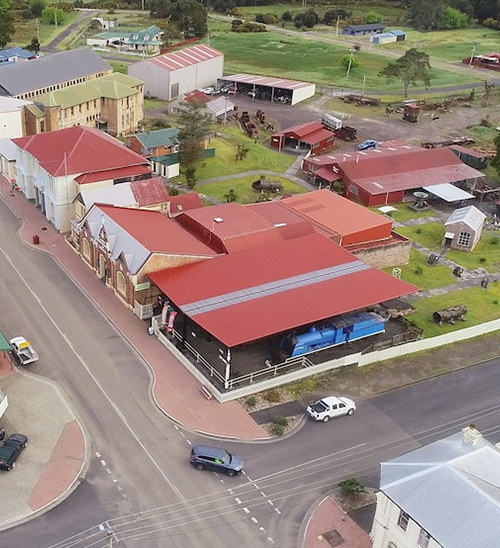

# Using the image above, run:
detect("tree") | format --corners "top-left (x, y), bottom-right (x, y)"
top-left (339, 477), bottom-right (365, 499)
top-left (176, 101), bottom-right (212, 168)
top-left (341, 54), bottom-right (359, 69)
top-left (29, 0), bottom-right (46, 17)
top-left (0, 9), bottom-right (15, 49)
top-left (41, 6), bottom-right (66, 25)
top-left (491, 133), bottom-right (500, 177)
top-left (364, 11), bottom-right (383, 23)
top-left (407, 0), bottom-right (446, 29)
top-left (158, 18), bottom-right (182, 46)
top-left (150, 0), bottom-right (171, 19)
top-left (443, 6), bottom-right (469, 27)
top-left (380, 48), bottom-right (431, 98)
top-left (224, 188), bottom-right (238, 202)
top-left (25, 37), bottom-right (40, 52)
top-left (281, 10), bottom-right (293, 22)
top-left (170, 0), bottom-right (208, 38)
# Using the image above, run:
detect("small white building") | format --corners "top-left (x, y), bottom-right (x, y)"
top-left (442, 205), bottom-right (486, 252)
top-left (0, 96), bottom-right (33, 139)
top-left (128, 45), bottom-right (224, 100)
top-left (371, 426), bottom-right (500, 548)
top-left (0, 138), bottom-right (17, 183)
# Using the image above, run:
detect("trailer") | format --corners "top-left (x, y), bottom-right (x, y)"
top-left (9, 336), bottom-right (39, 365)
top-left (321, 113), bottom-right (357, 141)
top-left (278, 311), bottom-right (385, 359)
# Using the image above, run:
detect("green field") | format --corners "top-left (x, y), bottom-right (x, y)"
top-left (207, 27), bottom-right (483, 91)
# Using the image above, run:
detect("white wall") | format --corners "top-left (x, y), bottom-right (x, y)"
top-left (371, 493), bottom-right (443, 548)
top-left (291, 84), bottom-right (316, 106)
top-left (0, 109), bottom-right (25, 139)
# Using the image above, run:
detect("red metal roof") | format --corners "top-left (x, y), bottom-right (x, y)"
top-left (130, 177), bottom-right (169, 206)
top-left (75, 165), bottom-right (152, 184)
top-left (177, 202), bottom-right (284, 253)
top-left (13, 127), bottom-right (148, 178)
top-left (167, 192), bottom-right (204, 215)
top-left (149, 233), bottom-right (418, 347)
top-left (282, 190), bottom-right (392, 245)
top-left (244, 201), bottom-right (318, 240)
top-left (183, 90), bottom-right (211, 104)
top-left (95, 204), bottom-right (218, 256)
top-left (314, 166), bottom-right (342, 183)
top-left (148, 45), bottom-right (223, 72)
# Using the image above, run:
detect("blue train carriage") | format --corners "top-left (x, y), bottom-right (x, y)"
top-left (279, 311), bottom-right (386, 358)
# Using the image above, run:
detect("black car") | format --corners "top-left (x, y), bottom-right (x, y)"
top-left (189, 445), bottom-right (244, 477)
top-left (0, 433), bottom-right (28, 471)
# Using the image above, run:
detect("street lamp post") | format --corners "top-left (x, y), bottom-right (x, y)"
top-left (469, 42), bottom-right (478, 69)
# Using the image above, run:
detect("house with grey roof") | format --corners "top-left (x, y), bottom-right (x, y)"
top-left (370, 426), bottom-right (500, 548)
top-left (442, 205), bottom-right (486, 252)
top-left (0, 47), bottom-right (112, 100)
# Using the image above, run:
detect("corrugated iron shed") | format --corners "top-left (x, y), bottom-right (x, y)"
top-left (148, 45), bottom-right (223, 72)
top-left (444, 205), bottom-right (486, 231)
top-left (149, 233), bottom-right (418, 347)
top-left (380, 431), bottom-right (500, 548)
top-left (282, 190), bottom-right (392, 246)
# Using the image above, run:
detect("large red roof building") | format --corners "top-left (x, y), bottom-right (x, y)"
top-left (13, 126), bottom-right (151, 232)
top-left (302, 143), bottom-right (484, 207)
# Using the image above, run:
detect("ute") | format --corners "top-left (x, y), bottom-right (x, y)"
top-left (9, 336), bottom-right (39, 365)
top-left (307, 396), bottom-right (356, 422)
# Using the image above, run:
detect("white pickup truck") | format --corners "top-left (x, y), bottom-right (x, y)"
top-left (306, 396), bottom-right (356, 422)
top-left (9, 336), bottom-right (39, 365)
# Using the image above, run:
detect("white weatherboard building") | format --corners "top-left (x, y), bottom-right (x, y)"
top-left (128, 45), bottom-right (224, 101)
top-left (370, 427), bottom-right (500, 548)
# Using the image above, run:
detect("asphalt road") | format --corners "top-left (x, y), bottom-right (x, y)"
top-left (1, 191), bottom-right (500, 548)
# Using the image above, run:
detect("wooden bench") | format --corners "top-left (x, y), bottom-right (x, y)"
top-left (199, 385), bottom-right (213, 400)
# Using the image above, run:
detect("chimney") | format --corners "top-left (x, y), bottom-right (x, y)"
top-left (462, 425), bottom-right (482, 445)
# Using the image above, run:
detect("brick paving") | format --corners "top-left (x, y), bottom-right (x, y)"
top-left (304, 497), bottom-right (371, 548)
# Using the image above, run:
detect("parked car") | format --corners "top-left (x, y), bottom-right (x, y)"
top-left (306, 396), bottom-right (356, 422)
top-left (0, 433), bottom-right (28, 471)
top-left (358, 139), bottom-right (377, 150)
top-left (189, 445), bottom-right (244, 477)
top-left (221, 86), bottom-right (237, 95)
top-left (202, 87), bottom-right (221, 96)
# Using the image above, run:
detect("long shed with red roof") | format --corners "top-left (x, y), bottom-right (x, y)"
top-left (270, 121), bottom-right (335, 154)
top-left (128, 45), bottom-right (224, 100)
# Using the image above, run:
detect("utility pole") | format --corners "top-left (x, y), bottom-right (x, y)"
top-left (346, 49), bottom-right (355, 81)
top-left (36, 18), bottom-right (40, 42)
top-left (54, 10), bottom-right (58, 29)
top-left (469, 42), bottom-right (478, 69)
top-left (335, 15), bottom-right (341, 37)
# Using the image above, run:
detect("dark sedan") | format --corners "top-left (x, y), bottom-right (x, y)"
top-left (0, 433), bottom-right (28, 471)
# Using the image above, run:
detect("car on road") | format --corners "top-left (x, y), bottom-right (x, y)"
top-left (358, 139), bottom-right (377, 150)
top-left (0, 433), bottom-right (28, 471)
top-left (189, 445), bottom-right (244, 476)
top-left (306, 396), bottom-right (356, 422)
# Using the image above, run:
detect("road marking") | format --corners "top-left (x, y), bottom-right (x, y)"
top-left (0, 245), bottom-right (184, 502)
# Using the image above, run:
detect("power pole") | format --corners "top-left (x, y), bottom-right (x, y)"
top-left (346, 49), bottom-right (355, 80)
top-left (36, 18), bottom-right (40, 42)
top-left (336, 15), bottom-right (341, 37)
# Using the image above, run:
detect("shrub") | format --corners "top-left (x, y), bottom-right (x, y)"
top-left (256, 13), bottom-right (278, 24)
top-left (364, 11), bottom-right (383, 23)
top-left (270, 423), bottom-right (285, 436)
top-left (246, 395), bottom-right (257, 408)
top-left (490, 236), bottom-right (499, 245)
top-left (339, 477), bottom-right (365, 498)
top-left (264, 389), bottom-right (282, 403)
top-left (480, 116), bottom-right (491, 127)
top-left (415, 266), bottom-right (423, 274)
top-left (479, 257), bottom-right (487, 263)
top-left (272, 415), bottom-right (289, 427)
top-left (341, 55), bottom-right (359, 69)
top-left (493, 299), bottom-right (499, 305)
top-left (282, 11), bottom-right (293, 22)
top-left (415, 227), bottom-right (423, 234)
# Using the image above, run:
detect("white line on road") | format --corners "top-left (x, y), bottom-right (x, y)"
top-left (0, 245), bottom-right (184, 502)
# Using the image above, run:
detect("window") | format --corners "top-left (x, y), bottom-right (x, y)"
top-left (116, 271), bottom-right (126, 296)
top-left (397, 510), bottom-right (410, 531)
top-left (457, 231), bottom-right (471, 246)
top-left (417, 528), bottom-right (430, 548)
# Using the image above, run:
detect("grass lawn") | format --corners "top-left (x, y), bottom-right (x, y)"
top-left (397, 224), bottom-right (500, 272)
top-left (11, 13), bottom-right (81, 46)
top-left (383, 249), bottom-right (455, 290)
top-left (196, 175), bottom-right (307, 204)
top-left (174, 124), bottom-right (295, 183)
top-left (207, 29), bottom-right (482, 91)
top-left (369, 203), bottom-right (436, 223)
top-left (144, 98), bottom-right (165, 111)
top-left (380, 27), bottom-right (500, 63)
top-left (409, 284), bottom-right (500, 337)
top-left (467, 125), bottom-right (500, 149)
top-left (108, 60), bottom-right (130, 74)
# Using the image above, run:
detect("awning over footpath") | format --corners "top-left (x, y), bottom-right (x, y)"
top-left (149, 234), bottom-right (418, 347)
top-left (0, 330), bottom-right (11, 351)
top-left (423, 183), bottom-right (475, 202)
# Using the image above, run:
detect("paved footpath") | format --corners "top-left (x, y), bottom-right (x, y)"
top-left (0, 174), bottom-right (370, 546)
